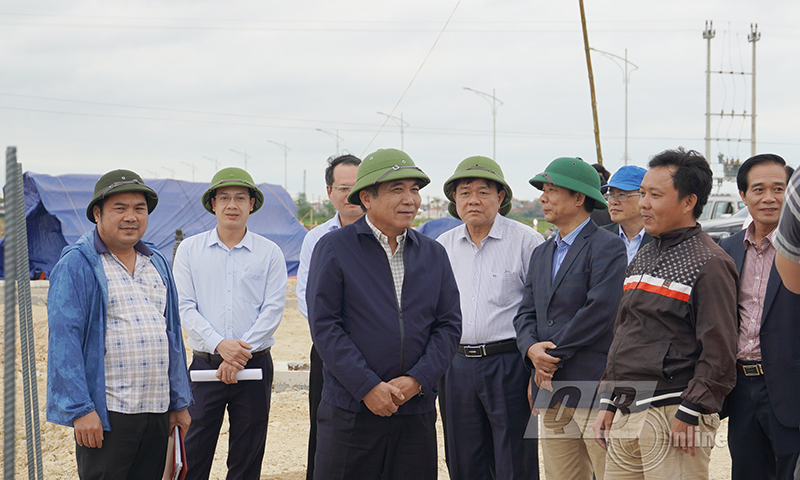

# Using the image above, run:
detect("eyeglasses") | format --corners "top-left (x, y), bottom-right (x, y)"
top-left (215, 194), bottom-right (251, 204)
top-left (331, 185), bottom-right (354, 194)
top-left (603, 192), bottom-right (642, 202)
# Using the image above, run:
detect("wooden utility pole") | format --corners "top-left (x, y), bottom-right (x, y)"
top-left (579, 0), bottom-right (603, 164)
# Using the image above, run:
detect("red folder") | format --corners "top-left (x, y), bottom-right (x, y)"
top-left (163, 426), bottom-right (187, 480)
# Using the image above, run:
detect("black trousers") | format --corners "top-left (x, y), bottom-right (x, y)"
top-left (184, 352), bottom-right (274, 480)
top-left (76, 411), bottom-right (170, 480)
top-left (314, 401), bottom-right (438, 480)
top-left (728, 369), bottom-right (800, 480)
top-left (306, 344), bottom-right (324, 480)
top-left (443, 350), bottom-right (539, 480)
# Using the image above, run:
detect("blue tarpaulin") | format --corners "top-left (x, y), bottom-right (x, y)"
top-left (1, 172), bottom-right (307, 279)
top-left (416, 216), bottom-right (462, 239)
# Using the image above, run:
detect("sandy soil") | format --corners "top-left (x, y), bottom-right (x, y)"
top-left (0, 279), bottom-right (732, 479)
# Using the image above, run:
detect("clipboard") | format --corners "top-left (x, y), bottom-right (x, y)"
top-left (163, 425), bottom-right (187, 480)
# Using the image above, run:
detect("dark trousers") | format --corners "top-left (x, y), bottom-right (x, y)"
top-left (76, 411), bottom-right (170, 480)
top-left (184, 352), bottom-right (274, 480)
top-left (728, 369), bottom-right (800, 480)
top-left (314, 401), bottom-right (438, 480)
top-left (306, 344), bottom-right (324, 480)
top-left (443, 350), bottom-right (539, 480)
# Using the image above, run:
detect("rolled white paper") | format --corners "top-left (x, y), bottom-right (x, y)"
top-left (190, 369), bottom-right (263, 382)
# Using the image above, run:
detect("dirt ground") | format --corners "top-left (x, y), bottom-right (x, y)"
top-left (1, 279), bottom-right (732, 479)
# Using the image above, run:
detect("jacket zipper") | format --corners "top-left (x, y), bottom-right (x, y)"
top-left (398, 305), bottom-right (405, 377)
top-left (610, 240), bottom-right (665, 384)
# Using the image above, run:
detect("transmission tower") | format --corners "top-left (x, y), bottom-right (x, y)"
top-left (704, 20), bottom-right (760, 162)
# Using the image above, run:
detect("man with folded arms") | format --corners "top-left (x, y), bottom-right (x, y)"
top-left (173, 167), bottom-right (286, 480)
top-left (437, 156), bottom-right (543, 480)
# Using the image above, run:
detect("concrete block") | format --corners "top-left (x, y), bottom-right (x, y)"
top-left (272, 360), bottom-right (310, 392)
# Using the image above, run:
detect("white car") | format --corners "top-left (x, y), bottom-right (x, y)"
top-left (698, 194), bottom-right (745, 222)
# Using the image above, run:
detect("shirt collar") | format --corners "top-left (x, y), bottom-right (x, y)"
top-left (207, 227), bottom-right (254, 251)
top-left (329, 213), bottom-right (343, 230)
top-left (455, 213), bottom-right (504, 243)
top-left (619, 225), bottom-right (646, 243)
top-left (486, 213), bottom-right (505, 240)
top-left (743, 221), bottom-right (776, 249)
top-left (554, 216), bottom-right (591, 248)
top-left (365, 214), bottom-right (406, 247)
top-left (94, 227), bottom-right (152, 256)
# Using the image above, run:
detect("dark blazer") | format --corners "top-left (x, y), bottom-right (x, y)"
top-left (514, 219), bottom-right (627, 386)
top-left (307, 216), bottom-right (462, 415)
top-left (720, 229), bottom-right (800, 428)
top-left (601, 222), bottom-right (654, 252)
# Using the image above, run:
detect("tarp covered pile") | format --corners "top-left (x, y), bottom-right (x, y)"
top-left (0, 172), bottom-right (307, 279)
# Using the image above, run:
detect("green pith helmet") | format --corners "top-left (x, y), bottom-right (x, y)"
top-left (86, 169), bottom-right (159, 223)
top-left (443, 156), bottom-right (512, 219)
top-left (347, 148), bottom-right (431, 206)
top-left (529, 157), bottom-right (608, 209)
top-left (202, 167), bottom-right (265, 214)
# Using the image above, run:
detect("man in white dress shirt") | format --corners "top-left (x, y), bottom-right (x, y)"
top-left (173, 167), bottom-right (287, 480)
top-left (437, 156), bottom-right (544, 480)
top-left (295, 153), bottom-right (362, 480)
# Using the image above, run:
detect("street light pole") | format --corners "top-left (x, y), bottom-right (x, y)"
top-left (463, 87), bottom-right (503, 160)
top-left (316, 129), bottom-right (343, 155)
top-left (267, 140), bottom-right (291, 190)
top-left (230, 149), bottom-right (249, 170)
top-left (202, 156), bottom-right (220, 171)
top-left (181, 162), bottom-right (197, 182)
top-left (748, 23), bottom-right (760, 157)
top-left (376, 112), bottom-right (410, 150)
top-left (589, 47), bottom-right (639, 165)
top-left (703, 20), bottom-right (715, 162)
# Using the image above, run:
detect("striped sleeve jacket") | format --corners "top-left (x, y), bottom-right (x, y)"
top-left (599, 224), bottom-right (739, 425)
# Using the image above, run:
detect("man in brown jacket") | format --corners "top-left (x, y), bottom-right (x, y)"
top-left (592, 148), bottom-right (739, 479)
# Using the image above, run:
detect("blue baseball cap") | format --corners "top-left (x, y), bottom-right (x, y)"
top-left (601, 165), bottom-right (647, 193)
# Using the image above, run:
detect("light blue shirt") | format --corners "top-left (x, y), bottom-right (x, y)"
top-left (438, 214), bottom-right (544, 344)
top-left (296, 214), bottom-right (343, 319)
top-left (616, 225), bottom-right (646, 265)
top-left (173, 228), bottom-right (287, 354)
top-left (552, 216), bottom-right (591, 280)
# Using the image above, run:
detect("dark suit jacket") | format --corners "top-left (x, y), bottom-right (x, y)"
top-left (514, 219), bottom-right (627, 388)
top-left (720, 230), bottom-right (800, 428)
top-left (601, 222), bottom-right (654, 253)
top-left (308, 216), bottom-right (462, 414)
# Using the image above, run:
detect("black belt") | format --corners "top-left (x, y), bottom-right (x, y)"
top-left (457, 339), bottom-right (517, 358)
top-left (736, 362), bottom-right (764, 376)
top-left (193, 347), bottom-right (270, 363)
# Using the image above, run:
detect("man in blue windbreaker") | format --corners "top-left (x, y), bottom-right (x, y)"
top-left (46, 169), bottom-right (192, 479)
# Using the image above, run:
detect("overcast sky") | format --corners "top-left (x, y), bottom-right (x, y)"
top-left (2, 1), bottom-right (799, 203)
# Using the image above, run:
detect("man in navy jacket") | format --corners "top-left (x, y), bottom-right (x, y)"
top-left (719, 154), bottom-right (800, 480)
top-left (514, 157), bottom-right (626, 480)
top-left (307, 148), bottom-right (462, 480)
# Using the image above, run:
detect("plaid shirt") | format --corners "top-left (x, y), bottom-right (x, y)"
top-left (365, 215), bottom-right (406, 305)
top-left (101, 250), bottom-right (170, 414)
